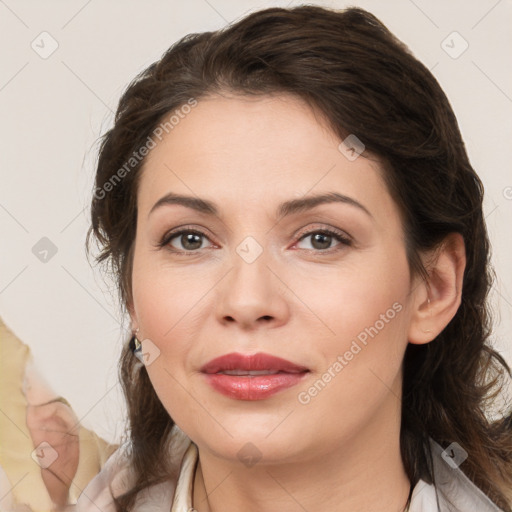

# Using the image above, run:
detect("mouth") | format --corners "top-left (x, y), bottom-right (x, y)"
top-left (216, 369), bottom-right (305, 376)
top-left (200, 352), bottom-right (309, 375)
top-left (200, 352), bottom-right (310, 400)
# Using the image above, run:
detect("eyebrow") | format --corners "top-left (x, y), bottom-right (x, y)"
top-left (148, 191), bottom-right (373, 220)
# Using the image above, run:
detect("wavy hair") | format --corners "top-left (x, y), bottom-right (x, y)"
top-left (86, 5), bottom-right (512, 510)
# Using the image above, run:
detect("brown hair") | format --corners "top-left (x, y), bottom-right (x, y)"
top-left (86, 5), bottom-right (512, 510)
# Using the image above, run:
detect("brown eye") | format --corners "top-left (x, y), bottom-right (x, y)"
top-left (310, 232), bottom-right (333, 250)
top-left (295, 229), bottom-right (352, 252)
top-left (174, 232), bottom-right (204, 251)
top-left (160, 229), bottom-right (212, 253)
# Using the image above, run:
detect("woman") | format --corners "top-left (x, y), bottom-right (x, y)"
top-left (79, 5), bottom-right (512, 512)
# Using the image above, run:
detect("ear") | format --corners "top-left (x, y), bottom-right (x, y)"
top-left (408, 232), bottom-right (466, 345)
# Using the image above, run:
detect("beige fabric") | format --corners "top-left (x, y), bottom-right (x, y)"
top-left (75, 425), bottom-right (191, 512)
top-left (0, 317), bottom-right (118, 511)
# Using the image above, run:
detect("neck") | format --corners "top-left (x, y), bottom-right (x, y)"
top-left (192, 400), bottom-right (411, 512)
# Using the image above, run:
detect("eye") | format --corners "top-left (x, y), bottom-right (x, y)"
top-left (157, 226), bottom-right (352, 255)
top-left (159, 228), bottom-right (213, 253)
top-left (294, 228), bottom-right (352, 252)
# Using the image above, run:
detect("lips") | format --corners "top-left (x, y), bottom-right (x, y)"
top-left (200, 352), bottom-right (309, 375)
top-left (200, 352), bottom-right (310, 400)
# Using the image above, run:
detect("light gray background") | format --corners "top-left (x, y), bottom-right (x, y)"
top-left (1, 0), bottom-right (511, 445)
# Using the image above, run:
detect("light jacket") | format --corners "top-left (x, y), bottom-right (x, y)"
top-left (75, 425), bottom-right (506, 512)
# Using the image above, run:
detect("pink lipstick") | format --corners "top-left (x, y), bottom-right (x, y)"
top-left (200, 352), bottom-right (309, 400)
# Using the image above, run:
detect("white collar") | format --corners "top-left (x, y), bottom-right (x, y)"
top-left (171, 440), bottom-right (198, 512)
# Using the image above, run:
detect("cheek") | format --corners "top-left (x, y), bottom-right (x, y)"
top-left (293, 287), bottom-right (409, 444)
top-left (293, 245), bottom-right (409, 347)
top-left (131, 260), bottom-right (207, 426)
top-left (130, 254), bottom-right (220, 419)
top-left (131, 252), bottom-right (209, 340)
top-left (293, 248), bottom-right (410, 401)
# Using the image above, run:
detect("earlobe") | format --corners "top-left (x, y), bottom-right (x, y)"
top-left (408, 232), bottom-right (466, 345)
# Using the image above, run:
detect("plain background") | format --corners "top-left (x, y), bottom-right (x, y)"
top-left (1, 0), bottom-right (511, 446)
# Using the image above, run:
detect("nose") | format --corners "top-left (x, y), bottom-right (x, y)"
top-left (215, 243), bottom-right (290, 331)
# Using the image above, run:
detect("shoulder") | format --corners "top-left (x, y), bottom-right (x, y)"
top-left (74, 441), bottom-right (135, 512)
top-left (75, 425), bottom-right (191, 512)
top-left (409, 439), bottom-right (507, 512)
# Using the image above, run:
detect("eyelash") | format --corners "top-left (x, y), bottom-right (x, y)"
top-left (157, 225), bottom-right (353, 256)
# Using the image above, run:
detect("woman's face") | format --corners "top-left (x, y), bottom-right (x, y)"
top-left (129, 93), bottom-right (423, 465)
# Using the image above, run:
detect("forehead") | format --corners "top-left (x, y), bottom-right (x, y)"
top-left (137, 93), bottom-right (397, 225)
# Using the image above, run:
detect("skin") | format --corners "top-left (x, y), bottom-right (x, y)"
top-left (128, 93), bottom-right (466, 512)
